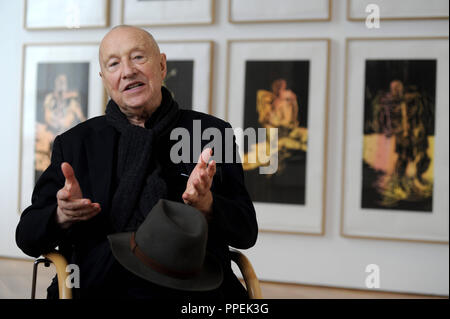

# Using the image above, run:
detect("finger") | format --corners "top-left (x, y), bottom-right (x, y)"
top-left (77, 209), bottom-right (101, 221)
top-left (58, 198), bottom-right (92, 211)
top-left (207, 160), bottom-right (216, 179)
top-left (61, 162), bottom-right (78, 189)
top-left (185, 185), bottom-right (198, 198)
top-left (61, 204), bottom-right (101, 219)
top-left (200, 169), bottom-right (215, 191)
top-left (193, 177), bottom-right (208, 195)
top-left (75, 204), bottom-right (101, 220)
top-left (202, 170), bottom-right (211, 184)
top-left (197, 148), bottom-right (212, 169)
top-left (202, 148), bottom-right (213, 163)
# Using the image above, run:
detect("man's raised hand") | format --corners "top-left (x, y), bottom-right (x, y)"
top-left (55, 162), bottom-right (101, 229)
top-left (182, 148), bottom-right (216, 220)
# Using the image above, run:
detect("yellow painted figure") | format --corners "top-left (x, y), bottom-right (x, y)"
top-left (243, 79), bottom-right (307, 174)
top-left (35, 74), bottom-right (86, 174)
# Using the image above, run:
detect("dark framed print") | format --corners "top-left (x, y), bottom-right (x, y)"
top-left (341, 38), bottom-right (449, 243)
top-left (158, 41), bottom-right (213, 114)
top-left (226, 39), bottom-right (330, 234)
top-left (229, 0), bottom-right (331, 23)
top-left (24, 0), bottom-right (110, 30)
top-left (348, 0), bottom-right (449, 21)
top-left (19, 43), bottom-right (105, 213)
top-left (121, 0), bottom-right (214, 26)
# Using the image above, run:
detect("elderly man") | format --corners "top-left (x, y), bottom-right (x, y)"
top-left (16, 25), bottom-right (258, 299)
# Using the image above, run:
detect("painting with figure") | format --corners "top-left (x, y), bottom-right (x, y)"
top-left (35, 62), bottom-right (89, 182)
top-left (362, 59), bottom-right (436, 212)
top-left (242, 60), bottom-right (310, 205)
top-left (164, 60), bottom-right (194, 110)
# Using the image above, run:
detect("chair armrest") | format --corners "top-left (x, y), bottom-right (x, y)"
top-left (229, 248), bottom-right (262, 299)
top-left (43, 252), bottom-right (72, 299)
top-left (37, 250), bottom-right (261, 299)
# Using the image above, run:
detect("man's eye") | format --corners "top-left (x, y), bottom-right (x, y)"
top-left (134, 55), bottom-right (148, 62)
top-left (109, 61), bottom-right (118, 67)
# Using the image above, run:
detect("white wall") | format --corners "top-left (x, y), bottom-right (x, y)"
top-left (1, 0), bottom-right (448, 296)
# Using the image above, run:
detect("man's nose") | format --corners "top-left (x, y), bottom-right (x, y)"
top-left (122, 59), bottom-right (137, 79)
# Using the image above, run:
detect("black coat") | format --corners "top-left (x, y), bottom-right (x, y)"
top-left (16, 109), bottom-right (258, 299)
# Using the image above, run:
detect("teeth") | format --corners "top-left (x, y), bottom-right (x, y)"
top-left (127, 83), bottom-right (142, 90)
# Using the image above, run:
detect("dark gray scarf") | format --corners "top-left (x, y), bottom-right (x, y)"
top-left (105, 87), bottom-right (180, 232)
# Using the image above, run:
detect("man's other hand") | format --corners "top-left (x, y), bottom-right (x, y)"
top-left (55, 162), bottom-right (101, 229)
top-left (182, 148), bottom-right (216, 220)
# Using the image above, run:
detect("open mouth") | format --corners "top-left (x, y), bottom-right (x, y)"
top-left (124, 82), bottom-right (145, 91)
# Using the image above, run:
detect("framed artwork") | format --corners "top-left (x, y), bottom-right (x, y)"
top-left (226, 39), bottom-right (330, 234)
top-left (348, 0), bottom-right (449, 21)
top-left (229, 0), bottom-right (331, 23)
top-left (341, 38), bottom-right (449, 243)
top-left (158, 41), bottom-right (213, 114)
top-left (24, 0), bottom-right (110, 30)
top-left (121, 0), bottom-right (214, 26)
top-left (19, 43), bottom-right (105, 213)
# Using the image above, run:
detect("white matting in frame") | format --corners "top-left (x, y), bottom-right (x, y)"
top-left (121, 0), bottom-right (214, 26)
top-left (226, 39), bottom-right (330, 234)
top-left (341, 38), bottom-right (449, 243)
top-left (19, 43), bottom-right (105, 214)
top-left (229, 0), bottom-right (331, 23)
top-left (158, 41), bottom-right (213, 114)
top-left (25, 0), bottom-right (109, 30)
top-left (348, 0), bottom-right (449, 20)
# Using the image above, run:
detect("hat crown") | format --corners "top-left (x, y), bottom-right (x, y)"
top-left (135, 199), bottom-right (208, 274)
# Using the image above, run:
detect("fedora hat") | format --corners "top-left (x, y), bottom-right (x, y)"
top-left (107, 199), bottom-right (223, 291)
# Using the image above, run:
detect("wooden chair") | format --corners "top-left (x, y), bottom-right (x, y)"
top-left (31, 249), bottom-right (262, 299)
top-left (229, 248), bottom-right (262, 299)
top-left (31, 252), bottom-right (72, 299)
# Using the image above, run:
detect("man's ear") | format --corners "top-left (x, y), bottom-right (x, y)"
top-left (99, 71), bottom-right (103, 78)
top-left (160, 53), bottom-right (167, 79)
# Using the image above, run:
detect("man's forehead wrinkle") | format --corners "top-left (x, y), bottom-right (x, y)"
top-left (99, 27), bottom-right (159, 64)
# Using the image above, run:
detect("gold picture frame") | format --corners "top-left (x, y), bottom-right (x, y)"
top-left (347, 0), bottom-right (449, 21)
top-left (341, 37), bottom-right (449, 244)
top-left (229, 0), bottom-right (332, 24)
top-left (121, 0), bottom-right (215, 26)
top-left (24, 0), bottom-right (110, 30)
top-left (158, 40), bottom-right (214, 115)
top-left (18, 43), bottom-right (106, 214)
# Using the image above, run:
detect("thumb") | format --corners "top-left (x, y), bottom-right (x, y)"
top-left (61, 162), bottom-right (78, 189)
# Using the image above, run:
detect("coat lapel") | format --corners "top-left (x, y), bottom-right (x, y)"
top-left (84, 125), bottom-right (117, 213)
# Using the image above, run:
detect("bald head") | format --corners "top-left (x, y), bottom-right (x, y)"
top-left (99, 25), bottom-right (160, 67)
top-left (98, 25), bottom-right (167, 127)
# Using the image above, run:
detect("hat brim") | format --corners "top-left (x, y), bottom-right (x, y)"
top-left (108, 232), bottom-right (223, 292)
